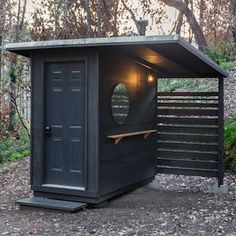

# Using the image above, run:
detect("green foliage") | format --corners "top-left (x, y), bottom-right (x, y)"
top-left (158, 78), bottom-right (217, 93)
top-left (20, 149), bottom-right (30, 157)
top-left (224, 116), bottom-right (236, 172)
top-left (219, 60), bottom-right (234, 71)
top-left (0, 127), bottom-right (30, 164)
top-left (204, 42), bottom-right (234, 71)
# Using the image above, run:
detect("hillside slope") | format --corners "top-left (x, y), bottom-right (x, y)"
top-left (224, 65), bottom-right (236, 119)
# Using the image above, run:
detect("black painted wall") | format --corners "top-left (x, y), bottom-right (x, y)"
top-left (30, 46), bottom-right (157, 202)
top-left (98, 48), bottom-right (157, 196)
top-left (31, 48), bottom-right (99, 198)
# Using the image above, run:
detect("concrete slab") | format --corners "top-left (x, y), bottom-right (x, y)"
top-left (212, 182), bottom-right (229, 194)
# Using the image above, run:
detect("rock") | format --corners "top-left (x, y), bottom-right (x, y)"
top-left (146, 178), bottom-right (162, 190)
top-left (212, 182), bottom-right (229, 194)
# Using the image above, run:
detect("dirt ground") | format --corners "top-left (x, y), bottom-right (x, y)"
top-left (0, 157), bottom-right (236, 236)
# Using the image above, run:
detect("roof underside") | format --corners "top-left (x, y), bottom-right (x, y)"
top-left (6, 35), bottom-right (228, 78)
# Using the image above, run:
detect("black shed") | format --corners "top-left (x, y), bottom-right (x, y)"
top-left (6, 35), bottom-right (228, 210)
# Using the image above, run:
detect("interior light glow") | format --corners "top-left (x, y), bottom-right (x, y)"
top-left (148, 74), bottom-right (154, 83)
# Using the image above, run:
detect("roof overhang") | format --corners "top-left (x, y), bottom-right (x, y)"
top-left (5, 35), bottom-right (228, 78)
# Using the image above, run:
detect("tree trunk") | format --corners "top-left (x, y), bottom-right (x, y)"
top-left (97, 1), bottom-right (102, 36)
top-left (9, 58), bottom-right (17, 131)
top-left (176, 12), bottom-right (183, 35)
top-left (80, 0), bottom-right (93, 36)
top-left (160, 0), bottom-right (207, 50)
top-left (63, 0), bottom-right (68, 34)
top-left (19, 0), bottom-right (27, 34)
top-left (9, 0), bottom-right (27, 131)
top-left (231, 0), bottom-right (236, 42)
top-left (175, 0), bottom-right (189, 35)
top-left (0, 35), bottom-right (2, 123)
top-left (199, 0), bottom-right (204, 29)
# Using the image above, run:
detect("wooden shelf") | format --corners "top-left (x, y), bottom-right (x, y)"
top-left (107, 130), bottom-right (157, 144)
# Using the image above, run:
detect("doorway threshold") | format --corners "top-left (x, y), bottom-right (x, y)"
top-left (42, 184), bottom-right (85, 191)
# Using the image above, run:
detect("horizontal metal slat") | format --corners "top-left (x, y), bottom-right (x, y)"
top-left (157, 117), bottom-right (218, 126)
top-left (157, 102), bottom-right (219, 108)
top-left (157, 150), bottom-right (218, 161)
top-left (157, 125), bottom-right (218, 135)
top-left (158, 108), bottom-right (218, 116)
top-left (157, 141), bottom-right (218, 152)
top-left (157, 166), bottom-right (218, 177)
top-left (158, 133), bottom-right (218, 143)
top-left (157, 158), bottom-right (218, 169)
top-left (157, 92), bottom-right (219, 97)
top-left (157, 98), bottom-right (219, 101)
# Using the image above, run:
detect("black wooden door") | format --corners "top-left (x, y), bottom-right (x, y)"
top-left (44, 62), bottom-right (85, 189)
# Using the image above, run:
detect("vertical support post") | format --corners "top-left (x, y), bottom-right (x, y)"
top-left (218, 77), bottom-right (224, 187)
top-left (155, 76), bottom-right (158, 174)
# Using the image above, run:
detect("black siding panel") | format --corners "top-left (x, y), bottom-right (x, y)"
top-left (99, 48), bottom-right (157, 196)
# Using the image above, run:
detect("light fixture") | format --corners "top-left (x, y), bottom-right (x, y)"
top-left (148, 74), bottom-right (154, 83)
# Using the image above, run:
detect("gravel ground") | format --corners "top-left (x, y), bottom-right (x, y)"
top-left (209, 65), bottom-right (236, 119)
top-left (223, 66), bottom-right (236, 119)
top-left (0, 157), bottom-right (236, 236)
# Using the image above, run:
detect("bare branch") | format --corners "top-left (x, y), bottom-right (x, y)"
top-left (159, 0), bottom-right (207, 50)
top-left (11, 96), bottom-right (30, 137)
top-left (120, 0), bottom-right (139, 32)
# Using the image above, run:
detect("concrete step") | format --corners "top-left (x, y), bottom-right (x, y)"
top-left (16, 197), bottom-right (87, 212)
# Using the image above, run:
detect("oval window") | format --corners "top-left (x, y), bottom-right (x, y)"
top-left (111, 84), bottom-right (130, 125)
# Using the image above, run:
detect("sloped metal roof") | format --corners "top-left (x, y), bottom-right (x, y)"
top-left (6, 35), bottom-right (228, 78)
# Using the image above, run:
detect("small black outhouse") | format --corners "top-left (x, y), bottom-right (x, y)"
top-left (6, 36), bottom-right (228, 209)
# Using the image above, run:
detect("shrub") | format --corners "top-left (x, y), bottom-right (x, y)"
top-left (224, 116), bottom-right (236, 172)
top-left (204, 42), bottom-right (234, 71)
top-left (0, 125), bottom-right (30, 164)
top-left (158, 78), bottom-right (217, 93)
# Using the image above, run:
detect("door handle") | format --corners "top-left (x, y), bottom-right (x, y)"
top-left (45, 126), bottom-right (51, 137)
